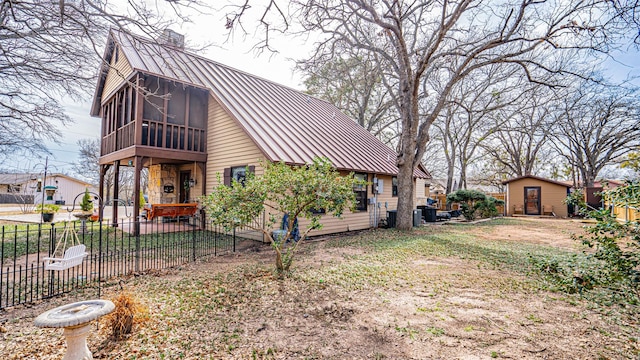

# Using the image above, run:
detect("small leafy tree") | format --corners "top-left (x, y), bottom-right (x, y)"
top-left (139, 192), bottom-right (146, 209)
top-left (202, 157), bottom-right (363, 276)
top-left (79, 188), bottom-right (93, 212)
top-left (564, 188), bottom-right (587, 216)
top-left (583, 182), bottom-right (640, 282)
top-left (446, 190), bottom-right (488, 221)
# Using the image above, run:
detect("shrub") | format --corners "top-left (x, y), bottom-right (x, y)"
top-left (477, 196), bottom-right (503, 218)
top-left (531, 181), bottom-right (640, 315)
top-left (79, 188), bottom-right (93, 212)
top-left (105, 291), bottom-right (148, 340)
top-left (35, 203), bottom-right (60, 214)
top-left (447, 190), bottom-right (490, 221)
top-left (203, 157), bottom-right (363, 276)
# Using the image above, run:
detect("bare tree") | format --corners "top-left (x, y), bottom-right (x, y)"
top-left (220, 0), bottom-right (290, 53)
top-left (293, 0), bottom-right (638, 229)
top-left (482, 84), bottom-right (558, 179)
top-left (433, 65), bottom-right (521, 193)
top-left (298, 50), bottom-right (400, 143)
top-left (0, 0), bottom-right (210, 162)
top-left (73, 138), bottom-right (114, 200)
top-left (552, 82), bottom-right (640, 187)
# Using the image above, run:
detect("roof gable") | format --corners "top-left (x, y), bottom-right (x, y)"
top-left (93, 30), bottom-right (430, 179)
top-left (0, 173), bottom-right (94, 187)
top-left (502, 175), bottom-right (571, 188)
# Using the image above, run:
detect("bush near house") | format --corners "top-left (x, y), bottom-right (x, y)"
top-left (203, 157), bottom-right (364, 276)
top-left (447, 190), bottom-right (503, 221)
top-left (532, 180), bottom-right (639, 312)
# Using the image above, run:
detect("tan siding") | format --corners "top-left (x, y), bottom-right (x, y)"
top-left (102, 49), bottom-right (133, 102)
top-left (374, 174), bottom-right (398, 217)
top-left (206, 96), bottom-right (265, 190)
top-left (415, 177), bottom-right (429, 208)
top-left (203, 103), bottom-right (430, 237)
top-left (506, 178), bottom-right (569, 217)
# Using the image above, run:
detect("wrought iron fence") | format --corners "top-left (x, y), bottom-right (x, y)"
top-left (0, 215), bottom-right (239, 310)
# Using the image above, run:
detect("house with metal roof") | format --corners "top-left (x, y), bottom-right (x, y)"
top-left (90, 29), bottom-right (431, 236)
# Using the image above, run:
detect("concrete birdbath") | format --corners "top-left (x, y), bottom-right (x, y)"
top-left (35, 300), bottom-right (115, 360)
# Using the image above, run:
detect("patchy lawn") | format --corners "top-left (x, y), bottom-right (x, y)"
top-left (1, 218), bottom-right (638, 359)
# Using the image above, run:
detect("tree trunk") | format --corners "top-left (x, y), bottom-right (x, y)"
top-left (275, 251), bottom-right (284, 275)
top-left (396, 161), bottom-right (415, 230)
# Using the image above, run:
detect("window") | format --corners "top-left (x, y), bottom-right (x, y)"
top-left (188, 89), bottom-right (207, 129)
top-left (224, 165), bottom-right (255, 187)
top-left (167, 83), bottom-right (186, 125)
top-left (8, 184), bottom-right (21, 193)
top-left (353, 173), bottom-right (368, 211)
top-left (392, 177), bottom-right (398, 197)
top-left (231, 166), bottom-right (246, 185)
top-left (143, 77), bottom-right (165, 122)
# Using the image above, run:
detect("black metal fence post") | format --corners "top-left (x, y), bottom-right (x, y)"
top-left (47, 223), bottom-right (55, 298)
top-left (191, 217), bottom-right (196, 262)
top-left (135, 218), bottom-right (141, 273)
top-left (0, 214), bottom-right (235, 310)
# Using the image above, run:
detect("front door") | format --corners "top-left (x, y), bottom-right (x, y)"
top-left (524, 187), bottom-right (541, 215)
top-left (179, 171), bottom-right (191, 203)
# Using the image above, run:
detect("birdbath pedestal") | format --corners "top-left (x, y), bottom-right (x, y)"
top-left (35, 300), bottom-right (115, 360)
top-left (73, 213), bottom-right (92, 234)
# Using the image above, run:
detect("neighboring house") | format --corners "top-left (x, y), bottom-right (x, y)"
top-left (0, 173), bottom-right (96, 205)
top-left (90, 29), bottom-right (431, 236)
top-left (594, 179), bottom-right (624, 191)
top-left (428, 179), bottom-right (446, 195)
top-left (502, 175), bottom-right (572, 217)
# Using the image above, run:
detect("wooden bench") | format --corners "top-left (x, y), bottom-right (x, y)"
top-left (44, 244), bottom-right (88, 271)
top-left (144, 203), bottom-right (198, 221)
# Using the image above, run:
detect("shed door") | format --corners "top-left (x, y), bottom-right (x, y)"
top-left (524, 187), bottom-right (541, 215)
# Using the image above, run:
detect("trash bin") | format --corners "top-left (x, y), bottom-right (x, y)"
top-left (387, 210), bottom-right (397, 228)
top-left (417, 205), bottom-right (437, 222)
top-left (413, 209), bottom-right (422, 227)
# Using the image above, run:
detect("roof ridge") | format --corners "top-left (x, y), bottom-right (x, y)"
top-left (110, 29), bottom-right (316, 95)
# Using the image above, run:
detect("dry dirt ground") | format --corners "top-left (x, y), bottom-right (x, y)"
top-left (0, 218), bottom-right (637, 359)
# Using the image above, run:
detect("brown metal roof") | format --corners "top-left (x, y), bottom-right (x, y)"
top-left (103, 30), bottom-right (430, 178)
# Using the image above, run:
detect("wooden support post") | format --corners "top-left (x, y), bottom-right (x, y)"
top-left (133, 156), bottom-right (142, 236)
top-left (112, 160), bottom-right (120, 227)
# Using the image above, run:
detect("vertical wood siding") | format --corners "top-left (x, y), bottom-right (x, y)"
top-left (102, 48), bottom-right (133, 103)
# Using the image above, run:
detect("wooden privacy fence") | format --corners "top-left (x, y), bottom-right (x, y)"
top-left (609, 203), bottom-right (640, 222)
